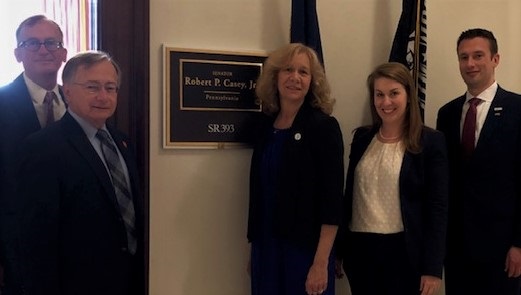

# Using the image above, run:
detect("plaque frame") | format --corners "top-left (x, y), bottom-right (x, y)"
top-left (163, 46), bottom-right (267, 149)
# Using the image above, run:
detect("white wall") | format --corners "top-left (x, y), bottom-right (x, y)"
top-left (149, 1), bottom-right (521, 294)
top-left (425, 0), bottom-right (521, 127)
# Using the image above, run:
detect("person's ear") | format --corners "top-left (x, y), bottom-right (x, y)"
top-left (14, 48), bottom-right (23, 63)
top-left (62, 48), bottom-right (68, 62)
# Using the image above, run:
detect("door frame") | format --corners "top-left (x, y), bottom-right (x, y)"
top-left (97, 0), bottom-right (150, 292)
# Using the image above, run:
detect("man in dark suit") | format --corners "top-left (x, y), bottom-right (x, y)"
top-left (16, 51), bottom-right (144, 295)
top-left (0, 14), bottom-right (67, 137)
top-left (437, 28), bottom-right (521, 295)
top-left (0, 14), bottom-right (67, 294)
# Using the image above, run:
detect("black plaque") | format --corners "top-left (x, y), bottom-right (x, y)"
top-left (163, 47), bottom-right (266, 148)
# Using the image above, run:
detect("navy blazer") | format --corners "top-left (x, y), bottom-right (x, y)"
top-left (247, 104), bottom-right (344, 250)
top-left (0, 73), bottom-right (66, 205)
top-left (339, 126), bottom-right (448, 278)
top-left (0, 74), bottom-right (66, 294)
top-left (0, 74), bottom-right (44, 208)
top-left (16, 112), bottom-right (144, 295)
top-left (437, 86), bottom-right (521, 263)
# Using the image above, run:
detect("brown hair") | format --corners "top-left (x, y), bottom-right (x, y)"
top-left (457, 28), bottom-right (498, 56)
top-left (366, 62), bottom-right (423, 153)
top-left (16, 15), bottom-right (63, 44)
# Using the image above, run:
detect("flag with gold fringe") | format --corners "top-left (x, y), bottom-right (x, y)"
top-left (389, 0), bottom-right (427, 119)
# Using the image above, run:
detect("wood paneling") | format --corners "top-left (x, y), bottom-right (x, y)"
top-left (97, 0), bottom-right (150, 293)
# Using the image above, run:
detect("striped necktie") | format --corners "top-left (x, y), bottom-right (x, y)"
top-left (96, 129), bottom-right (137, 254)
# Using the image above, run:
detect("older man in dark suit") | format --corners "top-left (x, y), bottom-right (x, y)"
top-left (437, 28), bottom-right (521, 295)
top-left (0, 14), bottom-right (67, 294)
top-left (16, 51), bottom-right (144, 295)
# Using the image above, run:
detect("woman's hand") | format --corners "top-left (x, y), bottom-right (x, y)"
top-left (306, 224), bottom-right (338, 294)
top-left (419, 275), bottom-right (441, 295)
top-left (305, 261), bottom-right (328, 295)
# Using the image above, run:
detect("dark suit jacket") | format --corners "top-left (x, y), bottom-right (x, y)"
top-left (338, 126), bottom-right (448, 277)
top-left (16, 112), bottom-right (144, 295)
top-left (0, 74), bottom-right (65, 294)
top-left (247, 104), bottom-right (344, 251)
top-left (0, 74), bottom-right (66, 210)
top-left (437, 86), bottom-right (521, 263)
top-left (0, 74), bottom-right (42, 214)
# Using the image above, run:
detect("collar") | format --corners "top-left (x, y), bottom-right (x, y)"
top-left (23, 72), bottom-right (61, 104)
top-left (466, 81), bottom-right (498, 104)
top-left (68, 110), bottom-right (108, 141)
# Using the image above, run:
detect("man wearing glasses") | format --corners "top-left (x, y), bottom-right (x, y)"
top-left (16, 51), bottom-right (144, 295)
top-left (0, 15), bottom-right (67, 295)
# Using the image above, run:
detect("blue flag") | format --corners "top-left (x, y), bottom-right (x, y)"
top-left (290, 0), bottom-right (324, 64)
top-left (389, 0), bottom-right (427, 119)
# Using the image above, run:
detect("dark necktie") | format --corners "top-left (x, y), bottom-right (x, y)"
top-left (96, 129), bottom-right (137, 254)
top-left (461, 97), bottom-right (482, 157)
top-left (43, 91), bottom-right (56, 127)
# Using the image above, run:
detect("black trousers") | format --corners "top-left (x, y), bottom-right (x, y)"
top-left (445, 254), bottom-right (521, 295)
top-left (343, 232), bottom-right (420, 295)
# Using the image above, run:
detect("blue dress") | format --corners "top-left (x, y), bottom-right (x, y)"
top-left (250, 127), bottom-right (335, 295)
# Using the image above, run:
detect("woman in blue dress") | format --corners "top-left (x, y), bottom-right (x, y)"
top-left (247, 43), bottom-right (344, 295)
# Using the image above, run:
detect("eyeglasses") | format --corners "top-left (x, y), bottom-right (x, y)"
top-left (18, 38), bottom-right (63, 52)
top-left (73, 82), bottom-right (119, 94)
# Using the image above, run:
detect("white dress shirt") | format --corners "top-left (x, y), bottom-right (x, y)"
top-left (460, 82), bottom-right (498, 146)
top-left (23, 73), bottom-right (66, 127)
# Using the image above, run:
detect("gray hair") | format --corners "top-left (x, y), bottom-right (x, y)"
top-left (62, 51), bottom-right (122, 85)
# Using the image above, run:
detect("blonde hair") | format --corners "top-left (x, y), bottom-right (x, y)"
top-left (366, 62), bottom-right (423, 153)
top-left (255, 43), bottom-right (334, 115)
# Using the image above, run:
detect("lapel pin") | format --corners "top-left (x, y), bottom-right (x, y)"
top-left (122, 141), bottom-right (128, 148)
top-left (294, 133), bottom-right (301, 141)
top-left (494, 106), bottom-right (502, 116)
